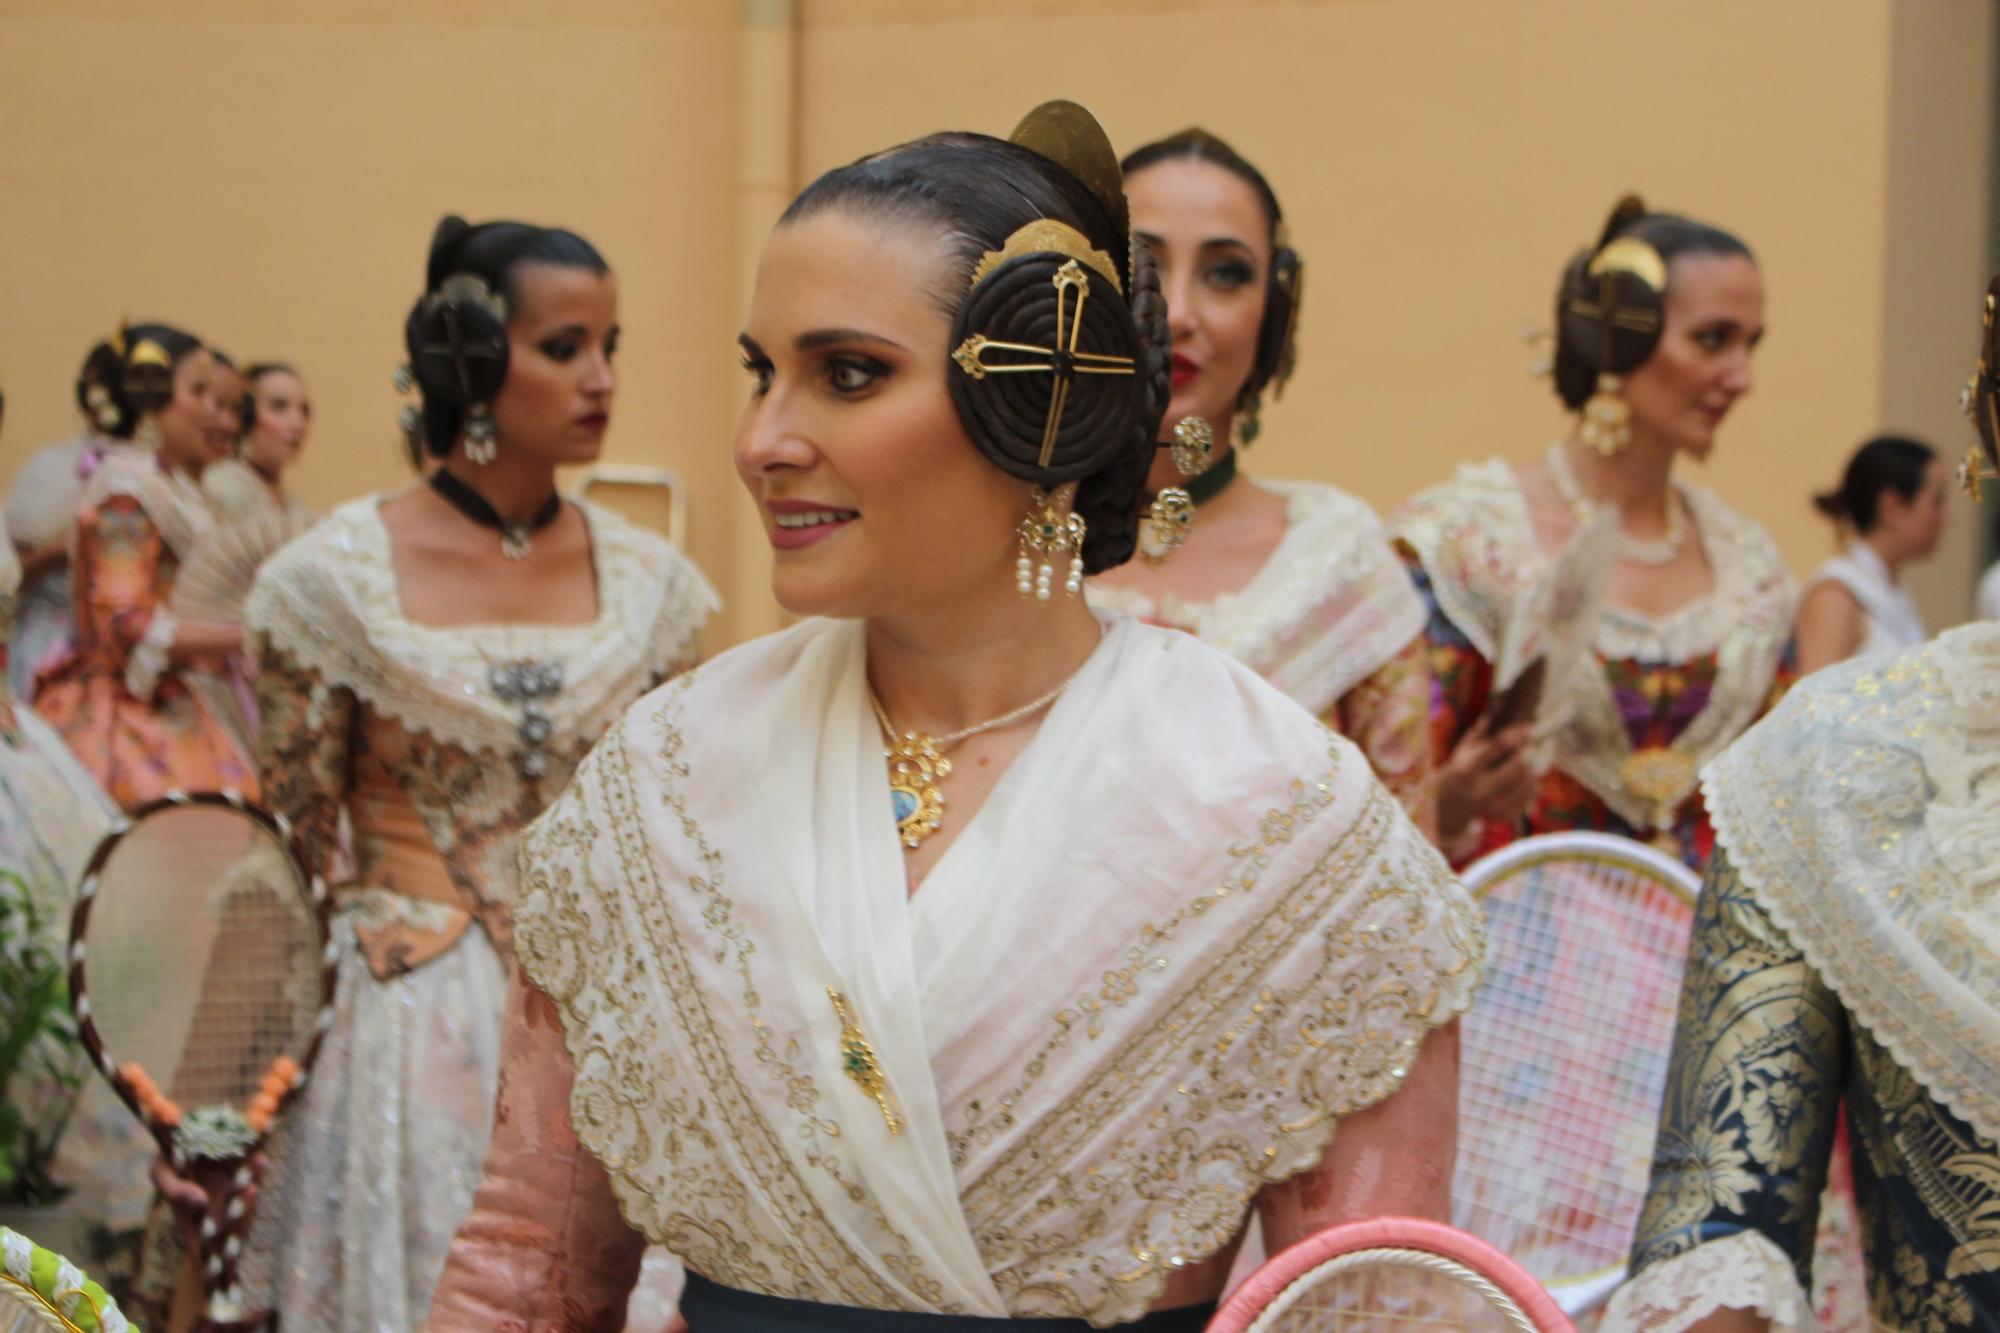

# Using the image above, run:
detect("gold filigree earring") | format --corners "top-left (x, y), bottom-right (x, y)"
top-left (1016, 484), bottom-right (1086, 600)
top-left (1235, 388), bottom-right (1263, 447)
top-left (1579, 373), bottom-right (1630, 457)
top-left (1142, 417), bottom-right (1214, 564)
top-left (1169, 414), bottom-right (1214, 476)
top-left (1957, 444), bottom-right (1997, 500)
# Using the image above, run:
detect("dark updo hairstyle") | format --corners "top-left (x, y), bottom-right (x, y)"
top-left (90, 323), bottom-right (204, 440)
top-left (1813, 435), bottom-right (1936, 532)
top-left (238, 361), bottom-right (300, 435)
top-left (1119, 128), bottom-right (1302, 406)
top-left (402, 215), bottom-right (609, 459)
top-left (1552, 197), bottom-right (1755, 412)
top-left (780, 105), bottom-right (1172, 574)
top-left (74, 340), bottom-right (125, 432)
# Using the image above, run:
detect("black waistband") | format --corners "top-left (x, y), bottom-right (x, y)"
top-left (681, 1273), bottom-right (1217, 1332)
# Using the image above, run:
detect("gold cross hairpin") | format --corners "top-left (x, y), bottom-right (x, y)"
top-left (1567, 269), bottom-right (1663, 367)
top-left (952, 260), bottom-right (1137, 468)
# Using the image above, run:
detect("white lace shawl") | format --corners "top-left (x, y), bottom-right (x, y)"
top-left (1703, 624), bottom-right (2000, 1146)
top-left (1087, 480), bottom-right (1425, 716)
top-left (512, 614), bottom-right (1484, 1326)
top-left (3, 432), bottom-right (97, 549)
top-left (243, 495), bottom-right (717, 758)
top-left (1391, 458), bottom-right (1795, 829)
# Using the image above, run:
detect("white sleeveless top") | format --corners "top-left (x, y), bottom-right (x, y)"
top-left (1807, 540), bottom-right (1925, 659)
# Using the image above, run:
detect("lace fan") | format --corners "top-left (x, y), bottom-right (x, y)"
top-left (171, 512), bottom-right (309, 626)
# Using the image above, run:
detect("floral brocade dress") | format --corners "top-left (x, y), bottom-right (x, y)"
top-left (1604, 629), bottom-right (2000, 1331)
top-left (1391, 458), bottom-right (1795, 873)
top-left (1087, 479), bottom-right (1436, 831)
top-left (30, 447), bottom-right (256, 809)
top-left (235, 495), bottom-right (716, 1330)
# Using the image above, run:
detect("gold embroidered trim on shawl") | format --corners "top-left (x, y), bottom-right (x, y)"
top-left (515, 697), bottom-right (943, 1312)
top-left (1702, 625), bottom-right (2000, 1147)
top-left (513, 636), bottom-right (1483, 1326)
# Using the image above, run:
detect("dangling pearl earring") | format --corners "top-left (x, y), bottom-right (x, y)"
top-left (463, 402), bottom-right (498, 466)
top-left (1016, 485), bottom-right (1086, 602)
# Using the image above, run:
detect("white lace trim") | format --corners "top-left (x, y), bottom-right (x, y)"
top-left (339, 887), bottom-right (467, 934)
top-left (1392, 457), bottom-right (1794, 829)
top-left (1601, 1230), bottom-right (1811, 1332)
top-left (1087, 480), bottom-right (1424, 712)
top-left (79, 445), bottom-right (213, 559)
top-left (1704, 624), bottom-right (2000, 1146)
top-left (245, 494), bottom-right (718, 758)
top-left (1388, 458), bottom-right (1525, 662)
top-left (123, 606), bottom-right (177, 701)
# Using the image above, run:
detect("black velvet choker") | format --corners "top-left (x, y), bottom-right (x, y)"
top-left (1161, 447), bottom-right (1238, 507)
top-left (428, 468), bottom-right (561, 561)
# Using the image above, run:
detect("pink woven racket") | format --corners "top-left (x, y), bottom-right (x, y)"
top-left (1208, 1216), bottom-right (1573, 1331)
top-left (1451, 832), bottom-right (1699, 1315)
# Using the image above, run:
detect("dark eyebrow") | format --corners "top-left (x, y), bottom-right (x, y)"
top-left (1135, 230), bottom-right (1256, 257)
top-left (795, 328), bottom-right (906, 352)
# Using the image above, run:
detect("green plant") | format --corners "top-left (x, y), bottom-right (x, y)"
top-left (0, 866), bottom-right (84, 1204)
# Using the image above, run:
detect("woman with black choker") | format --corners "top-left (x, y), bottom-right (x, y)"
top-left (143, 215), bottom-right (719, 1330)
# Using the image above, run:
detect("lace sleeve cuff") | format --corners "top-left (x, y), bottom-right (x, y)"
top-left (1601, 1230), bottom-right (1812, 1333)
top-left (124, 606), bottom-right (177, 701)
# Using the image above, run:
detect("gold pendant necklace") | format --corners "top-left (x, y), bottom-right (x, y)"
top-left (868, 628), bottom-right (1102, 850)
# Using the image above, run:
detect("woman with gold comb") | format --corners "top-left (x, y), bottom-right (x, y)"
top-left (427, 101), bottom-right (1480, 1331)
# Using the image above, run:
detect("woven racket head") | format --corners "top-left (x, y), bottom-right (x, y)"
top-left (169, 511), bottom-right (307, 626)
top-left (1450, 832), bottom-right (1699, 1313)
top-left (1210, 1216), bottom-right (1574, 1332)
top-left (67, 792), bottom-right (331, 1326)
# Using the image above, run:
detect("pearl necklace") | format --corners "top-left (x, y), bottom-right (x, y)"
top-left (1545, 444), bottom-right (1688, 568)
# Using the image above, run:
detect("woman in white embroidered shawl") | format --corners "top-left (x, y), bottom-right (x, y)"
top-left (204, 217), bottom-right (717, 1331)
top-left (429, 102), bottom-right (1479, 1332)
top-left (1601, 282), bottom-right (2000, 1333)
top-left (1086, 130), bottom-right (1434, 834)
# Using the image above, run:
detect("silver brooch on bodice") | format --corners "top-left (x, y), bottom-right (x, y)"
top-left (488, 659), bottom-right (563, 780)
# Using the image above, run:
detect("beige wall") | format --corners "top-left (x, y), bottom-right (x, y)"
top-left (0, 0), bottom-right (748, 644)
top-left (1, 0), bottom-right (1991, 646)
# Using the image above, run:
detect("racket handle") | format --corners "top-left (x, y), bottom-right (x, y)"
top-left (179, 1155), bottom-right (277, 1333)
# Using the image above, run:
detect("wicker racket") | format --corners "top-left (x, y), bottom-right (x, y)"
top-left (67, 790), bottom-right (333, 1331)
top-left (1451, 831), bottom-right (1700, 1316)
top-left (1208, 1215), bottom-right (1574, 1331)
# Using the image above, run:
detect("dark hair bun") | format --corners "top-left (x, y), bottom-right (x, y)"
top-left (947, 252), bottom-right (1147, 487)
top-left (1072, 235), bottom-right (1171, 574)
top-left (425, 214), bottom-right (475, 289)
